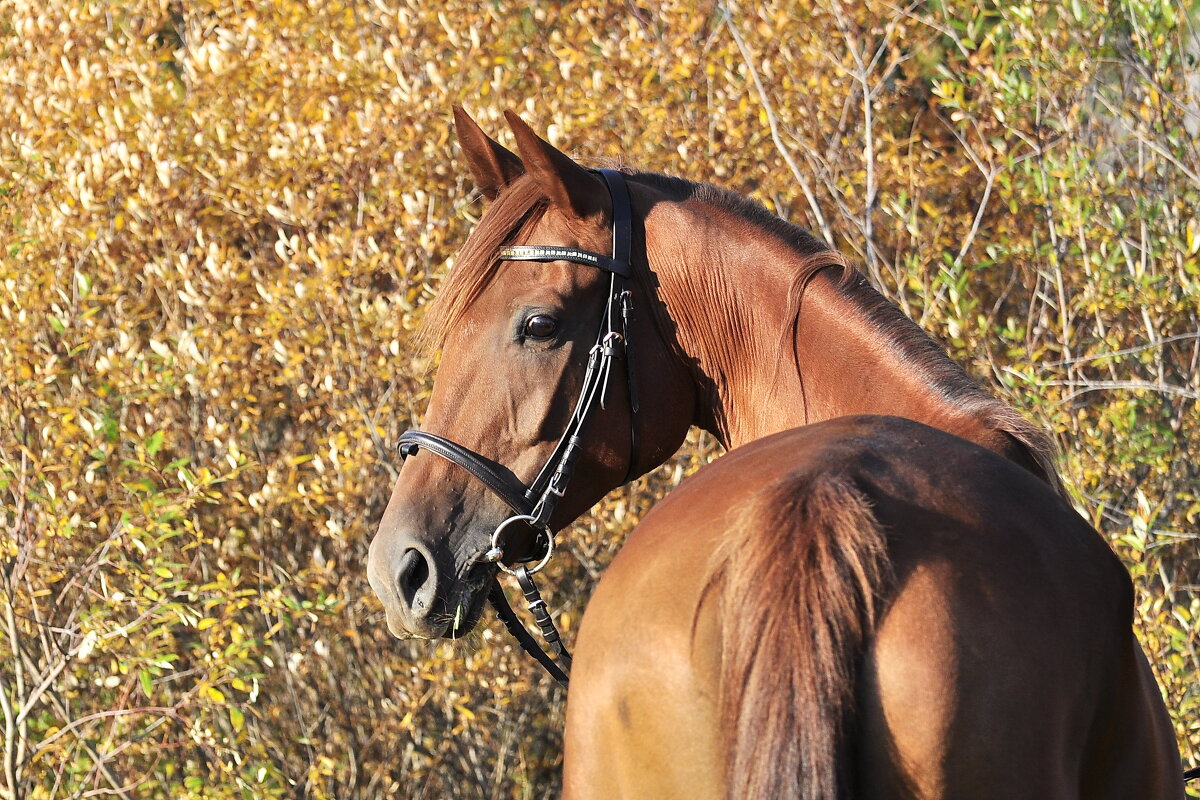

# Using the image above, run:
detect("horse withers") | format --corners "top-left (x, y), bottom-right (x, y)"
top-left (366, 108), bottom-right (1187, 798)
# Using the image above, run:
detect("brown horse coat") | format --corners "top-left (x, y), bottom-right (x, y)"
top-left (366, 109), bottom-right (1186, 799)
top-left (564, 416), bottom-right (1183, 800)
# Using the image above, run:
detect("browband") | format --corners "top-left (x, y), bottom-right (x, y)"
top-left (496, 168), bottom-right (633, 278)
top-left (496, 245), bottom-right (629, 277)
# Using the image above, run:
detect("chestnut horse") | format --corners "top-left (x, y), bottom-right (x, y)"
top-left (367, 108), bottom-right (1186, 798)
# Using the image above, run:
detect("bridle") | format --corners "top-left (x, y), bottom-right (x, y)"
top-left (395, 169), bottom-right (639, 686)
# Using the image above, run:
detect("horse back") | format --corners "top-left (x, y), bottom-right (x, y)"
top-left (563, 415), bottom-right (1183, 800)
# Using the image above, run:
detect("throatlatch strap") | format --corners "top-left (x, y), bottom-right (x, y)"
top-left (599, 168), bottom-right (640, 483)
top-left (597, 169), bottom-right (632, 270)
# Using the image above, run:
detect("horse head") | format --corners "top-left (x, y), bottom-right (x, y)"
top-left (367, 109), bottom-right (693, 639)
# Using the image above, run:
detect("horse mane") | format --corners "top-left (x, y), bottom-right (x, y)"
top-left (826, 270), bottom-right (1064, 495)
top-left (635, 171), bottom-right (835, 258)
top-left (635, 172), bottom-right (1062, 495)
top-left (422, 168), bottom-right (1062, 494)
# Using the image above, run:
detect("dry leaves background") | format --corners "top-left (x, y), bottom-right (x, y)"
top-left (2, 0), bottom-right (1198, 797)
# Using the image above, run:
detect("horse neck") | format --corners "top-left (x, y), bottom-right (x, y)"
top-left (644, 200), bottom-right (1028, 460)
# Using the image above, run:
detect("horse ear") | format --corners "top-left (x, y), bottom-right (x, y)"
top-left (504, 111), bottom-right (604, 218)
top-left (454, 106), bottom-right (524, 200)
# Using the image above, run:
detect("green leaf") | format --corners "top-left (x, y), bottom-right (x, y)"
top-left (145, 430), bottom-right (164, 455)
top-left (140, 669), bottom-right (153, 698)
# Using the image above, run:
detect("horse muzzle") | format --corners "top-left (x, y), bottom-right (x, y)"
top-left (368, 535), bottom-right (443, 638)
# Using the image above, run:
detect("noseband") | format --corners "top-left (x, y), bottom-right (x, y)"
top-left (396, 169), bottom-right (639, 686)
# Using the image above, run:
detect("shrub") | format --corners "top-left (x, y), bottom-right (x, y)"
top-left (1, 0), bottom-right (1196, 796)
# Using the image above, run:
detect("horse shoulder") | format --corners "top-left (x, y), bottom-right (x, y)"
top-left (564, 473), bottom-right (730, 800)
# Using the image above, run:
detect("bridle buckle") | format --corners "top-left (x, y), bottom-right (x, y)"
top-left (600, 330), bottom-right (624, 357)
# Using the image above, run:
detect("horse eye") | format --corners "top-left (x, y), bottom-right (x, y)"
top-left (522, 314), bottom-right (558, 340)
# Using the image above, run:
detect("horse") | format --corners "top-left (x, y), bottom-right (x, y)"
top-left (366, 107), bottom-right (1186, 798)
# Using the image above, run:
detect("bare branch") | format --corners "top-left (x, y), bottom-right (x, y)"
top-left (1027, 377), bottom-right (1200, 402)
top-left (0, 654), bottom-right (17, 800)
top-left (1045, 333), bottom-right (1200, 367)
top-left (30, 707), bottom-right (182, 761)
top-left (1092, 91), bottom-right (1200, 188)
top-left (719, 1), bottom-right (835, 247)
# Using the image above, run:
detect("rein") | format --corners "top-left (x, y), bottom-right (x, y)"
top-left (396, 169), bottom-right (638, 687)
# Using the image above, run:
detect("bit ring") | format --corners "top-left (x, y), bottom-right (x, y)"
top-left (490, 515), bottom-right (553, 576)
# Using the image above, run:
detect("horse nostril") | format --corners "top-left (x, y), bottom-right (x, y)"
top-left (396, 547), bottom-right (433, 612)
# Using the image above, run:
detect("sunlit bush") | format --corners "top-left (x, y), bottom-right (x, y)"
top-left (1, 0), bottom-right (1196, 796)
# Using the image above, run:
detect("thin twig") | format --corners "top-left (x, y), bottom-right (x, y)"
top-left (1032, 377), bottom-right (1200, 402)
top-left (1092, 91), bottom-right (1200, 188)
top-left (1, 588), bottom-right (23, 798)
top-left (954, 165), bottom-right (999, 268)
top-left (352, 394), bottom-right (400, 482)
top-left (30, 707), bottom-right (182, 758)
top-left (0, 650), bottom-right (17, 800)
top-left (1045, 332), bottom-right (1200, 367)
top-left (719, 1), bottom-right (835, 246)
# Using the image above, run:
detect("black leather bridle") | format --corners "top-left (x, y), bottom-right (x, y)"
top-left (396, 169), bottom-right (639, 686)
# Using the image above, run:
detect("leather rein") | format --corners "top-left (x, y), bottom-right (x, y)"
top-left (396, 169), bottom-right (639, 687)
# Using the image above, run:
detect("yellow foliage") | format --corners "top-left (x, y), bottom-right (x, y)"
top-left (1, 0), bottom-right (1197, 797)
